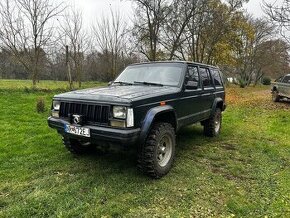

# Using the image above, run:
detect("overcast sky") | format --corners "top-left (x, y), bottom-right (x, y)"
top-left (69, 0), bottom-right (283, 27)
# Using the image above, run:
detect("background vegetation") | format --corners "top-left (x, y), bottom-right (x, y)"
top-left (0, 80), bottom-right (289, 217)
top-left (0, 0), bottom-right (290, 88)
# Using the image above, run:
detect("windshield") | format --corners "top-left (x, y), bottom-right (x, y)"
top-left (114, 63), bottom-right (184, 87)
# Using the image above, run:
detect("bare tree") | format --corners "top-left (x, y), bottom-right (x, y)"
top-left (0, 0), bottom-right (64, 86)
top-left (59, 7), bottom-right (89, 88)
top-left (92, 8), bottom-right (128, 80)
top-left (160, 0), bottom-right (194, 60)
top-left (132, 0), bottom-right (170, 61)
top-left (263, 0), bottom-right (290, 42)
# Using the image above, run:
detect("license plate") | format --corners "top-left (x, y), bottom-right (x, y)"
top-left (65, 125), bottom-right (90, 137)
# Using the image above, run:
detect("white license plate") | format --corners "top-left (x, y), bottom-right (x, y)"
top-left (65, 125), bottom-right (90, 137)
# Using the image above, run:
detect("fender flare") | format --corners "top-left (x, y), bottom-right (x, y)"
top-left (271, 85), bottom-right (278, 92)
top-left (139, 105), bottom-right (176, 144)
top-left (211, 97), bottom-right (224, 116)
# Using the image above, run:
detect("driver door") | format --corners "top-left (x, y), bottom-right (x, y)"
top-left (178, 65), bottom-right (203, 126)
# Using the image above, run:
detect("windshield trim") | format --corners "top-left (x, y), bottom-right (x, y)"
top-left (113, 63), bottom-right (187, 88)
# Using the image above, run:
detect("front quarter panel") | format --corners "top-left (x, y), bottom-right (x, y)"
top-left (139, 105), bottom-right (176, 143)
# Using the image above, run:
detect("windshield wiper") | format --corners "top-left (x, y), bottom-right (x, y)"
top-left (134, 81), bottom-right (164, 87)
top-left (113, 81), bottom-right (133, 85)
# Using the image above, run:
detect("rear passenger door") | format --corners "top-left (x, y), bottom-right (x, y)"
top-left (199, 67), bottom-right (215, 118)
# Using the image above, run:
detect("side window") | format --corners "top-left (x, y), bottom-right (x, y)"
top-left (187, 66), bottom-right (199, 84)
top-left (282, 76), bottom-right (290, 83)
top-left (212, 69), bottom-right (223, 87)
top-left (199, 67), bottom-right (213, 88)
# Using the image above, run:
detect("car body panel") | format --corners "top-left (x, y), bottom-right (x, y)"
top-left (48, 61), bottom-right (226, 145)
top-left (272, 74), bottom-right (290, 98)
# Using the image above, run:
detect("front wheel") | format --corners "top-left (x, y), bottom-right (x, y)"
top-left (204, 108), bottom-right (222, 137)
top-left (137, 122), bottom-right (176, 179)
top-left (272, 90), bottom-right (280, 102)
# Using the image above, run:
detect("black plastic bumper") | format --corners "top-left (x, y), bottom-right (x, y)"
top-left (48, 117), bottom-right (141, 145)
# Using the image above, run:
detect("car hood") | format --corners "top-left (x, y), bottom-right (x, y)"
top-left (54, 85), bottom-right (180, 104)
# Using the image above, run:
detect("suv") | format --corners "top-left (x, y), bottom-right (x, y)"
top-left (48, 61), bottom-right (226, 178)
top-left (271, 74), bottom-right (290, 102)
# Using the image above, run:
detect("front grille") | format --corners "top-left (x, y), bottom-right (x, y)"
top-left (59, 102), bottom-right (110, 125)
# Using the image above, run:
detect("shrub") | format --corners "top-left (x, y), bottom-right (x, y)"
top-left (262, 77), bottom-right (271, 85)
top-left (238, 79), bottom-right (247, 88)
top-left (36, 97), bottom-right (45, 113)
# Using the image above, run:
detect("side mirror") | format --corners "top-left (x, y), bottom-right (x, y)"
top-left (186, 81), bottom-right (198, 90)
top-left (108, 81), bottom-right (113, 86)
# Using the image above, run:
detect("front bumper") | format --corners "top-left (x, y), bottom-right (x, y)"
top-left (48, 117), bottom-right (140, 145)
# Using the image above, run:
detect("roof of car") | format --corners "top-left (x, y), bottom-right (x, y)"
top-left (130, 61), bottom-right (219, 69)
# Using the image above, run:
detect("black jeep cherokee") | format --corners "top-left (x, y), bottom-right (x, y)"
top-left (48, 61), bottom-right (226, 178)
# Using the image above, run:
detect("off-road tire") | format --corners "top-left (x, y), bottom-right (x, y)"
top-left (203, 108), bottom-right (222, 137)
top-left (63, 137), bottom-right (91, 155)
top-left (137, 122), bottom-right (176, 179)
top-left (272, 90), bottom-right (280, 102)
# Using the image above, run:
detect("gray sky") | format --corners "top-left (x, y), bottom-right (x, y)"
top-left (71, 0), bottom-right (133, 27)
top-left (69, 0), bottom-right (283, 26)
top-left (245, 0), bottom-right (266, 17)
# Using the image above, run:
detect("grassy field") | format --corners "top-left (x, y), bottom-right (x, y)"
top-left (0, 80), bottom-right (289, 217)
top-left (0, 79), bottom-right (106, 91)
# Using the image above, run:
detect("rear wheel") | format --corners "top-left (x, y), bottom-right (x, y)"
top-left (137, 122), bottom-right (176, 179)
top-left (204, 108), bottom-right (222, 137)
top-left (63, 137), bottom-right (92, 155)
top-left (272, 90), bottom-right (280, 102)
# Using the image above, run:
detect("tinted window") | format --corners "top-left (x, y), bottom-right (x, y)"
top-left (212, 69), bottom-right (223, 86)
top-left (188, 66), bottom-right (199, 83)
top-left (200, 67), bottom-right (213, 87)
top-left (282, 76), bottom-right (290, 83)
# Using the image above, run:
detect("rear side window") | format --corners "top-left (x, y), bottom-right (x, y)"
top-left (188, 66), bottom-right (199, 83)
top-left (199, 67), bottom-right (213, 88)
top-left (212, 69), bottom-right (223, 86)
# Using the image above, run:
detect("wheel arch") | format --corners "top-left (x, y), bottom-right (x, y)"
top-left (211, 97), bottom-right (224, 116)
top-left (139, 105), bottom-right (177, 144)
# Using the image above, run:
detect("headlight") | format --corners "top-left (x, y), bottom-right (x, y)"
top-left (53, 100), bottom-right (60, 110)
top-left (113, 106), bottom-right (126, 119)
top-left (111, 106), bottom-right (134, 127)
top-left (51, 100), bottom-right (60, 118)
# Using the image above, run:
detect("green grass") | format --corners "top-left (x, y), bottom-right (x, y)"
top-left (0, 79), bottom-right (106, 91)
top-left (0, 80), bottom-right (289, 217)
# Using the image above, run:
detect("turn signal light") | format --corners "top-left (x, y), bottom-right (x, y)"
top-left (160, 101), bottom-right (166, 106)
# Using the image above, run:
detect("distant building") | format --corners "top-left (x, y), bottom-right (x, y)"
top-left (227, 77), bottom-right (237, 83)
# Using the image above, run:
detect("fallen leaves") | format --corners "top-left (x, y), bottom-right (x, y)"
top-left (226, 87), bottom-right (290, 110)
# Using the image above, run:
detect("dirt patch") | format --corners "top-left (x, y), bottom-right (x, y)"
top-left (220, 143), bottom-right (236, 151)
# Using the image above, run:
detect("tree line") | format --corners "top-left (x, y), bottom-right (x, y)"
top-left (0, 0), bottom-right (289, 88)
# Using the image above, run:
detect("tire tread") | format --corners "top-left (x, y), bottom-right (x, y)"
top-left (137, 122), bottom-right (175, 179)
